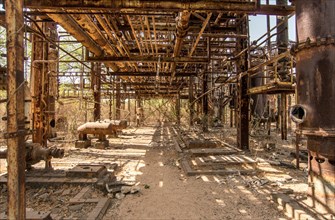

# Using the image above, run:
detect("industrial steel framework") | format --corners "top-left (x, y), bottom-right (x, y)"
top-left (1, 0), bottom-right (334, 218)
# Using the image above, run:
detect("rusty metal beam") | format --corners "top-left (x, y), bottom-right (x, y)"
top-left (176, 92), bottom-right (181, 125)
top-left (171, 10), bottom-right (191, 77)
top-left (108, 72), bottom-right (197, 77)
top-left (189, 76), bottom-right (194, 126)
top-left (236, 16), bottom-right (249, 150)
top-left (5, 0), bottom-right (26, 219)
top-left (44, 12), bottom-right (103, 56)
top-left (202, 72), bottom-right (208, 132)
top-left (116, 76), bottom-right (121, 119)
top-left (24, 1), bottom-right (295, 16)
top-left (92, 63), bottom-right (101, 121)
top-left (87, 56), bottom-right (209, 63)
top-left (70, 13), bottom-right (123, 71)
top-left (183, 12), bottom-right (212, 71)
top-left (280, 93), bottom-right (287, 140)
top-left (30, 21), bottom-right (58, 146)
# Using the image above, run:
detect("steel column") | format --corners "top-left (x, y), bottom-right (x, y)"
top-left (31, 21), bottom-right (58, 146)
top-left (295, 0), bottom-right (335, 214)
top-left (236, 16), bottom-right (249, 150)
top-left (280, 93), bottom-right (287, 140)
top-left (189, 76), bottom-right (194, 126)
top-left (202, 72), bottom-right (208, 132)
top-left (92, 63), bottom-right (101, 121)
top-left (5, 0), bottom-right (26, 218)
top-left (176, 92), bottom-right (181, 125)
top-left (115, 76), bottom-right (121, 120)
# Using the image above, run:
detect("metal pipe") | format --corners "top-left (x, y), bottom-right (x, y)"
top-left (171, 10), bottom-right (190, 77)
top-left (43, 12), bottom-right (103, 56)
top-left (0, 143), bottom-right (65, 168)
top-left (295, 0), bottom-right (335, 214)
top-left (70, 13), bottom-right (122, 71)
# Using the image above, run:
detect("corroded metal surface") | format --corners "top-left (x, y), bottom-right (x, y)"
top-left (77, 120), bottom-right (128, 135)
top-left (0, 143), bottom-right (64, 168)
top-left (5, 0), bottom-right (26, 218)
top-left (295, 0), bottom-right (335, 214)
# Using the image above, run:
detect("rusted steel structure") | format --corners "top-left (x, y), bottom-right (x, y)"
top-left (5, 0), bottom-right (26, 219)
top-left (236, 15), bottom-right (249, 150)
top-left (31, 20), bottom-right (59, 146)
top-left (76, 120), bottom-right (128, 148)
top-left (294, 0), bottom-right (335, 214)
top-left (0, 143), bottom-right (64, 169)
top-left (92, 63), bottom-right (102, 121)
top-left (3, 0), bottom-right (318, 217)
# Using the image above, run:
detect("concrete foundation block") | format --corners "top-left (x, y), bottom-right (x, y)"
top-left (93, 140), bottom-right (109, 149)
top-left (75, 140), bottom-right (91, 148)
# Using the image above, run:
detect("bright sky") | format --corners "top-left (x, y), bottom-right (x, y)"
top-left (249, 14), bottom-right (296, 42)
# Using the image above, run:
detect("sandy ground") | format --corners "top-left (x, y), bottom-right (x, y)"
top-left (0, 124), bottom-right (314, 219)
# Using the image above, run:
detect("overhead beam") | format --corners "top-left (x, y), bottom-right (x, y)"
top-left (108, 72), bottom-right (197, 77)
top-left (87, 56), bottom-right (209, 63)
top-left (121, 82), bottom-right (185, 87)
top-left (24, 1), bottom-right (295, 16)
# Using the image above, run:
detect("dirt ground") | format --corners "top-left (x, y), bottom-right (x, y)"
top-left (0, 123), bottom-right (320, 220)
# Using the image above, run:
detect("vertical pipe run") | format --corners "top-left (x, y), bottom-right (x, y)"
top-left (5, 0), bottom-right (26, 218)
top-left (295, 0), bottom-right (335, 214)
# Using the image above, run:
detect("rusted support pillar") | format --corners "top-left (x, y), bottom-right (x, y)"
top-left (30, 20), bottom-right (44, 145)
top-left (236, 16), bottom-right (249, 150)
top-left (115, 76), bottom-right (121, 119)
top-left (277, 0), bottom-right (288, 140)
top-left (287, 95), bottom-right (292, 130)
top-left (136, 96), bottom-right (142, 127)
top-left (91, 63), bottom-right (101, 121)
top-left (5, 0), bottom-right (26, 218)
top-left (237, 75), bottom-right (249, 150)
top-left (47, 23), bottom-right (58, 138)
top-left (189, 76), bottom-right (194, 126)
top-left (229, 84), bottom-right (235, 128)
top-left (267, 100), bottom-right (271, 135)
top-left (202, 72), bottom-right (208, 132)
top-left (280, 93), bottom-right (287, 140)
top-left (31, 20), bottom-right (58, 146)
top-left (109, 90), bottom-right (112, 120)
top-left (295, 0), bottom-right (335, 214)
top-left (176, 92), bottom-right (181, 125)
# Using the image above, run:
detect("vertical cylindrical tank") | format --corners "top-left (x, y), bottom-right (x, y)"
top-left (295, 0), bottom-right (335, 214)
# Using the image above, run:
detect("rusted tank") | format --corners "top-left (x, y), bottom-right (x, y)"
top-left (294, 0), bottom-right (335, 214)
top-left (78, 120), bottom-right (127, 136)
top-left (76, 120), bottom-right (128, 149)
